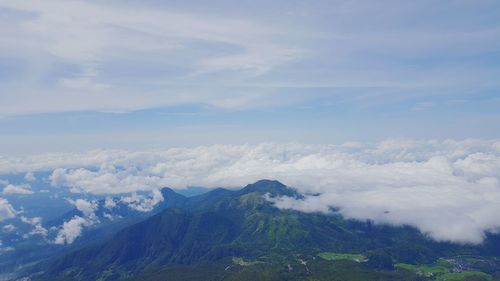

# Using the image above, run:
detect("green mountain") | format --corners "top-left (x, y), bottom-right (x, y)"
top-left (30, 180), bottom-right (500, 281)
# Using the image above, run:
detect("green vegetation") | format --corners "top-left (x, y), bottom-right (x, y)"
top-left (33, 180), bottom-right (500, 281)
top-left (395, 262), bottom-right (450, 275)
top-left (397, 261), bottom-right (493, 281)
top-left (231, 257), bottom-right (263, 266)
top-left (436, 271), bottom-right (492, 281)
top-left (123, 257), bottom-right (425, 281)
top-left (317, 252), bottom-right (365, 262)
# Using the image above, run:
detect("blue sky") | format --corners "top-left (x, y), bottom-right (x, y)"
top-left (1, 0), bottom-right (500, 154)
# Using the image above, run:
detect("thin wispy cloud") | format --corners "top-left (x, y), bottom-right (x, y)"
top-left (0, 0), bottom-right (499, 117)
top-left (0, 0), bottom-right (303, 115)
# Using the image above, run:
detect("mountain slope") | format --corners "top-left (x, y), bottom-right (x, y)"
top-left (32, 180), bottom-right (500, 281)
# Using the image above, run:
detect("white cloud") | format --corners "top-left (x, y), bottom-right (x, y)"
top-left (20, 216), bottom-right (42, 225)
top-left (3, 184), bottom-right (34, 195)
top-left (70, 199), bottom-right (98, 218)
top-left (24, 172), bottom-right (36, 182)
top-left (53, 198), bottom-right (99, 244)
top-left (0, 0), bottom-right (303, 116)
top-left (0, 239), bottom-right (15, 253)
top-left (50, 166), bottom-right (168, 194)
top-left (2, 140), bottom-right (500, 243)
top-left (104, 197), bottom-right (117, 209)
top-left (0, 198), bottom-right (16, 221)
top-left (103, 213), bottom-right (114, 221)
top-left (2, 224), bottom-right (16, 233)
top-left (0, 246), bottom-right (15, 253)
top-left (0, 1), bottom-right (497, 116)
top-left (20, 216), bottom-right (48, 237)
top-left (54, 216), bottom-right (88, 245)
top-left (120, 189), bottom-right (164, 212)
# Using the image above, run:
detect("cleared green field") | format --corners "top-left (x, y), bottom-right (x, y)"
top-left (436, 271), bottom-right (492, 281)
top-left (317, 252), bottom-right (366, 262)
top-left (396, 262), bottom-right (492, 281)
top-left (395, 263), bottom-right (450, 275)
top-left (232, 257), bottom-right (264, 266)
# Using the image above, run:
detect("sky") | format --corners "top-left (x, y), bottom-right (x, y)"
top-left (0, 0), bottom-right (499, 154)
top-left (1, 1), bottom-right (500, 245)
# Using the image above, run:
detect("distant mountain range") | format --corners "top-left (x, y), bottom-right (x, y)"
top-left (8, 180), bottom-right (500, 281)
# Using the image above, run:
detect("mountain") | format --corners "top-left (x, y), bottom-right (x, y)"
top-left (23, 180), bottom-right (500, 281)
top-left (0, 187), bottom-right (188, 279)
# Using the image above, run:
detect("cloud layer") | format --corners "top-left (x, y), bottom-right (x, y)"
top-left (2, 139), bottom-right (500, 243)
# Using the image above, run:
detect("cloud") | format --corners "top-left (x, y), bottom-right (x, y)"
top-left (54, 198), bottom-right (99, 244)
top-left (2, 139), bottom-right (500, 243)
top-left (3, 184), bottom-right (34, 195)
top-left (70, 199), bottom-right (98, 218)
top-left (2, 224), bottom-right (16, 233)
top-left (0, 198), bottom-right (16, 221)
top-left (20, 216), bottom-right (48, 237)
top-left (24, 172), bottom-right (36, 182)
top-left (54, 216), bottom-right (88, 245)
top-left (50, 166), bottom-right (168, 194)
top-left (104, 197), bottom-right (117, 209)
top-left (120, 189), bottom-right (164, 212)
top-left (0, 0), bottom-right (303, 116)
top-left (0, 1), bottom-right (499, 116)
top-left (0, 240), bottom-right (15, 253)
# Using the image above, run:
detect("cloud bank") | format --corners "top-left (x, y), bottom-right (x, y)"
top-left (1, 139), bottom-right (500, 243)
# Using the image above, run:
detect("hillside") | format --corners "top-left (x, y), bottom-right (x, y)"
top-left (28, 180), bottom-right (500, 281)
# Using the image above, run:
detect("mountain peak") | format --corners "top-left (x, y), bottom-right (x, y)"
top-left (239, 179), bottom-right (297, 197)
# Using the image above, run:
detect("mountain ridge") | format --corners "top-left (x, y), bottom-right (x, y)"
top-left (24, 180), bottom-right (500, 281)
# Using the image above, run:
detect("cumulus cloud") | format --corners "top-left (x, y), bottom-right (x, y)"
top-left (2, 224), bottom-right (16, 233)
top-left (120, 189), bottom-right (164, 212)
top-left (0, 198), bottom-right (16, 221)
top-left (2, 139), bottom-right (500, 243)
top-left (54, 199), bottom-right (99, 244)
top-left (54, 216), bottom-right (88, 245)
top-left (104, 197), bottom-right (117, 209)
top-left (20, 216), bottom-right (48, 237)
top-left (70, 199), bottom-right (98, 218)
top-left (103, 213), bottom-right (114, 221)
top-left (3, 184), bottom-right (34, 195)
top-left (24, 172), bottom-right (36, 182)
